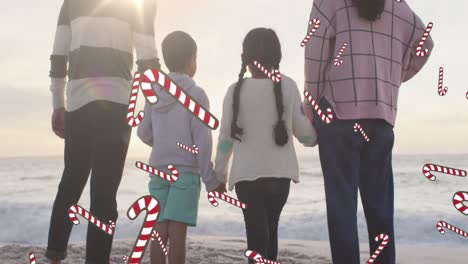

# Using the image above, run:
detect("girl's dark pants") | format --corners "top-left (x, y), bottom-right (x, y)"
top-left (235, 178), bottom-right (291, 264)
top-left (315, 99), bottom-right (395, 264)
top-left (45, 101), bottom-right (131, 264)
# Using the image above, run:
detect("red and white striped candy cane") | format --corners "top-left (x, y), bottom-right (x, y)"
top-left (333, 42), bottom-right (348, 66)
top-left (244, 250), bottom-right (281, 264)
top-left (68, 205), bottom-right (115, 235)
top-left (353, 123), bottom-right (370, 142)
top-left (141, 68), bottom-right (219, 130)
top-left (28, 252), bottom-right (36, 264)
top-left (303, 90), bottom-right (333, 124)
top-left (208, 191), bottom-right (247, 209)
top-left (437, 221), bottom-right (468, 237)
top-left (124, 196), bottom-right (160, 264)
top-left (136, 161), bottom-right (179, 183)
top-left (422, 163), bottom-right (467, 181)
top-left (177, 142), bottom-right (199, 154)
top-left (253, 61), bottom-right (281, 83)
top-left (366, 233), bottom-right (390, 264)
top-left (453, 191), bottom-right (468, 215)
top-left (151, 230), bottom-right (168, 256)
top-left (127, 72), bottom-right (159, 127)
top-left (415, 22), bottom-right (433, 57)
top-left (301, 18), bottom-right (321, 47)
top-left (438, 67), bottom-right (448, 96)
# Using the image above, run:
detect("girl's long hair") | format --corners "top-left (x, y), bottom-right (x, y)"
top-left (231, 28), bottom-right (288, 146)
top-left (353, 0), bottom-right (386, 21)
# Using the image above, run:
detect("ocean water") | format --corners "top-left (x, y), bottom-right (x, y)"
top-left (0, 154), bottom-right (467, 247)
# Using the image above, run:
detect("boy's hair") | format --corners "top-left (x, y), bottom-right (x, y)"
top-left (162, 31), bottom-right (197, 72)
top-left (231, 28), bottom-right (288, 147)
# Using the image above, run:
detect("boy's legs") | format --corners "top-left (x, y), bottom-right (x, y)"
top-left (264, 178), bottom-right (290, 261)
top-left (46, 105), bottom-right (94, 262)
top-left (235, 180), bottom-right (269, 264)
top-left (150, 222), bottom-right (169, 264)
top-left (359, 120), bottom-right (395, 264)
top-left (168, 221), bottom-right (188, 264)
top-left (86, 101), bottom-right (131, 264)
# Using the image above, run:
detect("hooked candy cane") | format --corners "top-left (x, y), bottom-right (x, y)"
top-left (353, 123), bottom-right (370, 142)
top-left (366, 233), bottom-right (390, 264)
top-left (124, 196), bottom-right (160, 264)
top-left (303, 90), bottom-right (334, 124)
top-left (177, 142), bottom-right (199, 154)
top-left (151, 230), bottom-right (168, 256)
top-left (244, 250), bottom-right (281, 264)
top-left (208, 191), bottom-right (247, 209)
top-left (140, 68), bottom-right (219, 129)
top-left (28, 252), bottom-right (36, 264)
top-left (136, 161), bottom-right (179, 183)
top-left (438, 67), bottom-right (448, 96)
top-left (415, 22), bottom-right (433, 57)
top-left (453, 191), bottom-right (468, 215)
top-left (422, 163), bottom-right (467, 181)
top-left (333, 42), bottom-right (348, 66)
top-left (253, 61), bottom-right (281, 83)
top-left (437, 221), bottom-right (468, 237)
top-left (127, 72), bottom-right (159, 127)
top-left (301, 18), bottom-right (321, 47)
top-left (68, 205), bottom-right (115, 235)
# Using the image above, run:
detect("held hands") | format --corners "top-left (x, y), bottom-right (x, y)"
top-left (52, 107), bottom-right (65, 139)
top-left (212, 184), bottom-right (227, 194)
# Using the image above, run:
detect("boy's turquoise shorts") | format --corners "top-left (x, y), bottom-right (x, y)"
top-left (148, 172), bottom-right (201, 227)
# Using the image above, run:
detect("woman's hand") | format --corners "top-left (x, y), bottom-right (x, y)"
top-left (212, 184), bottom-right (227, 194)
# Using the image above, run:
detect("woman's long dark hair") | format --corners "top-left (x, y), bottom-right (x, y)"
top-left (353, 0), bottom-right (386, 21)
top-left (231, 28), bottom-right (288, 146)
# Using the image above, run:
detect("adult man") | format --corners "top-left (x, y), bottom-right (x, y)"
top-left (46, 0), bottom-right (159, 263)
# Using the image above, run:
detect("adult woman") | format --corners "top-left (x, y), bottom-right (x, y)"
top-left (303, 0), bottom-right (433, 263)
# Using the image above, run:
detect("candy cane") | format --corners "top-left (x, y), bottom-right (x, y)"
top-left (438, 67), bottom-right (448, 96)
top-left (208, 191), bottom-right (247, 209)
top-left (140, 68), bottom-right (219, 129)
top-left (303, 90), bottom-right (334, 124)
top-left (151, 230), bottom-right (168, 256)
top-left (437, 221), bottom-right (468, 237)
top-left (177, 142), bottom-right (199, 154)
top-left (453, 191), bottom-right (468, 215)
top-left (244, 250), bottom-right (281, 264)
top-left (253, 61), bottom-right (281, 83)
top-left (415, 22), bottom-right (433, 57)
top-left (124, 196), bottom-right (161, 264)
top-left (28, 252), bottom-right (36, 264)
top-left (127, 72), bottom-right (159, 127)
top-left (136, 161), bottom-right (179, 183)
top-left (333, 42), bottom-right (348, 66)
top-left (366, 233), bottom-right (390, 264)
top-left (353, 123), bottom-right (370, 142)
top-left (301, 18), bottom-right (321, 47)
top-left (68, 205), bottom-right (115, 235)
top-left (422, 163), bottom-right (467, 181)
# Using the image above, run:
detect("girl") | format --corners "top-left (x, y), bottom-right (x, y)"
top-left (213, 28), bottom-right (317, 263)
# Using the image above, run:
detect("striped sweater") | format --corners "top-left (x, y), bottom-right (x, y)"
top-left (304, 0), bottom-right (434, 126)
top-left (49, 0), bottom-right (160, 110)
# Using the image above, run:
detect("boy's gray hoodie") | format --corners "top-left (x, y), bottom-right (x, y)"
top-left (137, 72), bottom-right (221, 191)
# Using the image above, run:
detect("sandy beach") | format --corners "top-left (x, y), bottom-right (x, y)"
top-left (2, 235), bottom-right (467, 264)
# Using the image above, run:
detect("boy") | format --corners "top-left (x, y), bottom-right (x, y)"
top-left (137, 31), bottom-right (225, 264)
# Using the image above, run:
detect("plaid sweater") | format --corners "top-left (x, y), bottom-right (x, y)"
top-left (304, 0), bottom-right (434, 126)
top-left (49, 0), bottom-right (160, 110)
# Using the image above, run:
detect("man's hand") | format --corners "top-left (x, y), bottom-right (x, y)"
top-left (212, 184), bottom-right (227, 194)
top-left (52, 107), bottom-right (65, 139)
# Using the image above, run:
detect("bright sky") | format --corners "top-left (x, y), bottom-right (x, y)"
top-left (0, 0), bottom-right (466, 158)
